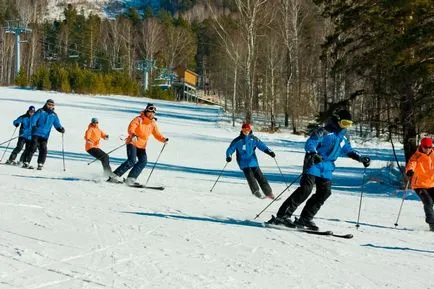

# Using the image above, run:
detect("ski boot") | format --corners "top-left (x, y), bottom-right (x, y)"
top-left (252, 190), bottom-right (264, 199)
top-left (22, 162), bottom-right (29, 168)
top-left (125, 177), bottom-right (143, 187)
top-left (107, 174), bottom-right (124, 184)
top-left (267, 215), bottom-right (295, 228)
top-left (294, 217), bottom-right (319, 231)
top-left (264, 193), bottom-right (276, 200)
top-left (37, 163), bottom-right (43, 170)
top-left (429, 223), bottom-right (434, 232)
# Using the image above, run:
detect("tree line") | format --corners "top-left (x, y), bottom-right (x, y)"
top-left (0, 0), bottom-right (432, 161)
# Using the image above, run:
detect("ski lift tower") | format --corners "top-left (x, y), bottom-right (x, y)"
top-left (5, 20), bottom-right (32, 76)
top-left (136, 58), bottom-right (156, 91)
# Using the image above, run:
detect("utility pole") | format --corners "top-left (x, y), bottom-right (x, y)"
top-left (5, 20), bottom-right (32, 76)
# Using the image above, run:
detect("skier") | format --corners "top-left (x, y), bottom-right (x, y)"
top-left (226, 123), bottom-right (276, 199)
top-left (85, 117), bottom-right (114, 177)
top-left (405, 136), bottom-right (434, 231)
top-left (6, 106), bottom-right (36, 165)
top-left (21, 99), bottom-right (65, 170)
top-left (268, 109), bottom-right (370, 230)
top-left (108, 103), bottom-right (168, 186)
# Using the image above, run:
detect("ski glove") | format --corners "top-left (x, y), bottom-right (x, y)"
top-left (164, 138), bottom-right (169, 143)
top-left (14, 123), bottom-right (19, 127)
top-left (57, 127), bottom-right (65, 134)
top-left (226, 156), bottom-right (232, 162)
top-left (104, 135), bottom-right (109, 140)
top-left (360, 156), bottom-right (370, 168)
top-left (308, 153), bottom-right (322, 164)
top-left (131, 135), bottom-right (138, 142)
top-left (266, 150), bottom-right (276, 158)
top-left (406, 170), bottom-right (414, 177)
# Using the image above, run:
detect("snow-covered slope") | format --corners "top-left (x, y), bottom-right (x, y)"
top-left (0, 87), bottom-right (432, 289)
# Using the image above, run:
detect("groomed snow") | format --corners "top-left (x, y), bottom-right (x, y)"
top-left (0, 87), bottom-right (432, 289)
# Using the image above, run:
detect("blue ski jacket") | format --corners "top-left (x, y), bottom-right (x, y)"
top-left (304, 121), bottom-right (361, 180)
top-left (31, 107), bottom-right (63, 139)
top-left (226, 132), bottom-right (272, 169)
top-left (13, 113), bottom-right (33, 140)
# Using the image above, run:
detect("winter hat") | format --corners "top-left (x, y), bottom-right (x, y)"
top-left (46, 99), bottom-right (55, 105)
top-left (420, 137), bottom-right (433, 148)
top-left (242, 123), bottom-right (252, 130)
top-left (144, 103), bottom-right (157, 112)
top-left (335, 109), bottom-right (352, 121)
top-left (28, 105), bottom-right (35, 111)
top-left (91, 117), bottom-right (98, 124)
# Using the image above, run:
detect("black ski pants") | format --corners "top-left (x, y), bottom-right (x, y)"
top-left (8, 137), bottom-right (31, 162)
top-left (22, 136), bottom-right (48, 165)
top-left (415, 188), bottom-right (434, 224)
top-left (87, 148), bottom-right (112, 175)
top-left (242, 167), bottom-right (272, 197)
top-left (277, 173), bottom-right (331, 221)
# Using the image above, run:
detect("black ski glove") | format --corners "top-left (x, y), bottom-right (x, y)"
top-left (360, 156), bottom-right (370, 168)
top-left (164, 138), bottom-right (169, 143)
top-left (266, 150), bottom-right (276, 158)
top-left (226, 156), bottom-right (232, 162)
top-left (308, 153), bottom-right (322, 164)
top-left (14, 123), bottom-right (19, 127)
top-left (406, 170), bottom-right (414, 177)
top-left (57, 127), bottom-right (65, 134)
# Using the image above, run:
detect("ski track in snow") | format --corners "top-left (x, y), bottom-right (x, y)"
top-left (0, 87), bottom-right (432, 289)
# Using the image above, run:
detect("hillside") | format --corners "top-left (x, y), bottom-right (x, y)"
top-left (0, 87), bottom-right (432, 289)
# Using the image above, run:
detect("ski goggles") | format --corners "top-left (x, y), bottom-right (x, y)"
top-left (145, 106), bottom-right (157, 113)
top-left (338, 119), bottom-right (353, 128)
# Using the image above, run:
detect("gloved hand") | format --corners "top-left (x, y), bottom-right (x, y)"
top-left (14, 123), bottom-right (19, 128)
top-left (360, 156), bottom-right (370, 168)
top-left (406, 170), bottom-right (414, 177)
top-left (226, 156), bottom-right (232, 162)
top-left (104, 135), bottom-right (109, 140)
top-left (312, 153), bottom-right (322, 164)
top-left (58, 127), bottom-right (65, 134)
top-left (164, 138), bottom-right (169, 143)
top-left (131, 135), bottom-right (138, 142)
top-left (266, 150), bottom-right (276, 158)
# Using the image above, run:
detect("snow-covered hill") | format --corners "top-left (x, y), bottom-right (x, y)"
top-left (0, 87), bottom-right (432, 289)
top-left (45, 0), bottom-right (161, 20)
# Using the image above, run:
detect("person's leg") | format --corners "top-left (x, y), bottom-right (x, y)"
top-left (37, 138), bottom-right (48, 165)
top-left (416, 188), bottom-right (434, 225)
top-left (113, 144), bottom-right (137, 177)
top-left (242, 167), bottom-right (261, 198)
top-left (88, 148), bottom-right (112, 175)
top-left (22, 136), bottom-right (39, 165)
top-left (18, 139), bottom-right (32, 163)
top-left (127, 148), bottom-right (148, 180)
top-left (8, 137), bottom-right (26, 162)
top-left (252, 167), bottom-right (273, 197)
top-left (299, 177), bottom-right (332, 221)
top-left (276, 174), bottom-right (315, 218)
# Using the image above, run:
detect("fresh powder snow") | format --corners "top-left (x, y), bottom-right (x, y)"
top-left (0, 87), bottom-right (432, 289)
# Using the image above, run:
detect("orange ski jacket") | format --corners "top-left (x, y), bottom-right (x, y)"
top-left (84, 123), bottom-right (107, 151)
top-left (405, 147), bottom-right (434, 189)
top-left (125, 112), bottom-right (165, 149)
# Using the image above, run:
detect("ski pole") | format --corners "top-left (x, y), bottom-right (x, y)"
top-left (254, 172), bottom-right (302, 219)
top-left (273, 157), bottom-right (289, 186)
top-left (0, 136), bottom-right (18, 147)
top-left (210, 162), bottom-right (229, 192)
top-left (355, 167), bottom-right (367, 229)
top-left (62, 133), bottom-right (66, 171)
top-left (394, 178), bottom-right (411, 227)
top-left (87, 143), bottom-right (126, 165)
top-left (145, 142), bottom-right (167, 186)
top-left (0, 127), bottom-right (18, 163)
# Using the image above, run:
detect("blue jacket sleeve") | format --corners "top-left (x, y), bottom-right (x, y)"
top-left (226, 138), bottom-right (239, 157)
top-left (255, 138), bottom-right (270, 153)
top-left (341, 136), bottom-right (355, 156)
top-left (305, 129), bottom-right (323, 153)
top-left (53, 114), bottom-right (62, 130)
top-left (13, 116), bottom-right (23, 127)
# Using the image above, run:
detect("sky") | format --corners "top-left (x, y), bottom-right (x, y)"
top-left (0, 87), bottom-right (432, 289)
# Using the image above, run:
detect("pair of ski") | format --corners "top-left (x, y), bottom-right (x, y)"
top-left (264, 217), bottom-right (353, 239)
top-left (107, 178), bottom-right (164, 191)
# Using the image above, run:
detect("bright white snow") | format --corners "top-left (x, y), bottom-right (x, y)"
top-left (0, 87), bottom-right (432, 289)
